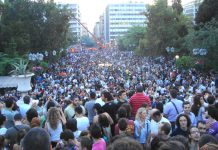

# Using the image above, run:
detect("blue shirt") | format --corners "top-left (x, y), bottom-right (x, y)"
top-left (163, 99), bottom-right (183, 122)
top-left (134, 119), bottom-right (150, 144)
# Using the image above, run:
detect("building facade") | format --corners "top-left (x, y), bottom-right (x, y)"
top-left (103, 2), bottom-right (147, 43)
top-left (183, 0), bottom-right (203, 23)
top-left (67, 4), bottom-right (81, 39)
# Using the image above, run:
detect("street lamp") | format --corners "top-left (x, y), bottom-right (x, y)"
top-left (28, 52), bottom-right (44, 61)
top-left (45, 51), bottom-right (48, 57)
top-left (52, 50), bottom-right (56, 56)
top-left (175, 55), bottom-right (179, 59)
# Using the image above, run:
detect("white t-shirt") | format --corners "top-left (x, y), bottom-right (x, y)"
top-left (76, 117), bottom-right (90, 131)
top-left (150, 116), bottom-right (171, 136)
top-left (0, 127), bottom-right (7, 135)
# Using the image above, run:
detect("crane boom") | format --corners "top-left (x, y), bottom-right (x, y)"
top-left (72, 15), bottom-right (104, 49)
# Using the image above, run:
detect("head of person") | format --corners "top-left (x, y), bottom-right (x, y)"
top-left (90, 124), bottom-right (102, 140)
top-left (46, 101), bottom-right (56, 111)
top-left (30, 117), bottom-right (40, 128)
top-left (78, 136), bottom-right (93, 150)
top-left (89, 92), bottom-right (96, 100)
top-left (5, 97), bottom-right (15, 108)
top-left (136, 85), bottom-right (144, 93)
top-left (117, 107), bottom-right (127, 119)
top-left (22, 127), bottom-right (51, 150)
top-left (118, 90), bottom-right (127, 101)
top-left (118, 118), bottom-right (128, 132)
top-left (207, 95), bottom-right (215, 105)
top-left (189, 126), bottom-right (200, 143)
top-left (93, 103), bottom-right (103, 114)
top-left (135, 107), bottom-right (147, 121)
top-left (175, 114), bottom-right (191, 130)
top-left (152, 109), bottom-right (162, 123)
top-left (26, 108), bottom-right (38, 123)
top-left (170, 135), bottom-right (189, 150)
top-left (207, 105), bottom-right (218, 121)
top-left (198, 134), bottom-right (218, 148)
top-left (158, 140), bottom-right (186, 150)
top-left (65, 118), bottom-right (78, 132)
top-left (107, 137), bottom-right (143, 150)
top-left (120, 103), bottom-right (132, 119)
top-left (156, 102), bottom-right (163, 113)
top-left (72, 96), bottom-right (80, 106)
top-left (183, 101), bottom-right (191, 115)
top-left (14, 113), bottom-right (23, 122)
top-left (170, 89), bottom-right (178, 99)
top-left (199, 143), bottom-right (218, 150)
top-left (158, 122), bottom-right (171, 136)
top-left (47, 107), bottom-right (60, 130)
top-left (75, 106), bottom-right (83, 116)
top-left (197, 121), bottom-right (206, 135)
top-left (193, 95), bottom-right (201, 106)
top-left (60, 129), bottom-right (75, 146)
top-left (23, 95), bottom-right (30, 104)
top-left (102, 91), bottom-right (113, 102)
top-left (98, 114), bottom-right (110, 128)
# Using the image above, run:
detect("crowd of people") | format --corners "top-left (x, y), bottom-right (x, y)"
top-left (0, 48), bottom-right (218, 150)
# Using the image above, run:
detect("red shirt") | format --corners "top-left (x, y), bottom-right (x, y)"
top-left (128, 93), bottom-right (151, 117)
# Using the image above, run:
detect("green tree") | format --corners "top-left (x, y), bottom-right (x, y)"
top-left (195, 0), bottom-right (218, 24)
top-left (184, 19), bottom-right (218, 71)
top-left (117, 26), bottom-right (146, 51)
top-left (140, 0), bottom-right (190, 56)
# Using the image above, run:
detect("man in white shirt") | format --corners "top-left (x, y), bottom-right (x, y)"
top-left (150, 109), bottom-right (171, 137)
top-left (18, 95), bottom-right (31, 118)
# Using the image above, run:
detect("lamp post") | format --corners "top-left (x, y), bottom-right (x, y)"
top-left (166, 47), bottom-right (175, 60)
top-left (28, 53), bottom-right (44, 61)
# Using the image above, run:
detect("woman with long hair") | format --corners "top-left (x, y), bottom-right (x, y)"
top-left (191, 95), bottom-right (205, 122)
top-left (134, 107), bottom-right (150, 148)
top-left (45, 107), bottom-right (66, 148)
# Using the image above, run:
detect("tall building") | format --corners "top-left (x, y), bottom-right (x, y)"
top-left (94, 22), bottom-right (100, 39)
top-left (67, 4), bottom-right (81, 39)
top-left (104, 2), bottom-right (147, 43)
top-left (81, 22), bottom-right (89, 36)
top-left (183, 0), bottom-right (203, 23)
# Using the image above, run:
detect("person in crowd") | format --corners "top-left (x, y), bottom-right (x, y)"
top-left (93, 103), bottom-right (113, 126)
top-left (158, 140), bottom-right (186, 150)
top-left (181, 101), bottom-right (197, 126)
top-left (150, 109), bottom-right (170, 138)
top-left (18, 95), bottom-right (31, 118)
top-left (189, 126), bottom-right (201, 150)
top-left (75, 106), bottom-right (89, 132)
top-left (98, 113), bottom-right (112, 143)
top-left (25, 108), bottom-right (38, 125)
top-left (90, 124), bottom-right (106, 150)
top-left (22, 127), bottom-right (51, 150)
top-left (171, 114), bottom-right (191, 138)
top-left (163, 89), bottom-right (183, 131)
top-left (134, 107), bottom-right (150, 148)
top-left (115, 107), bottom-right (134, 136)
top-left (198, 134), bottom-right (218, 149)
top-left (119, 103), bottom-right (132, 119)
top-left (0, 114), bottom-right (7, 135)
top-left (116, 90), bottom-right (128, 110)
top-left (170, 135), bottom-right (190, 150)
top-left (5, 113), bottom-right (30, 149)
top-left (64, 96), bottom-right (85, 120)
top-left (107, 137), bottom-right (143, 150)
top-left (84, 92), bottom-right (97, 124)
top-left (158, 122), bottom-right (171, 140)
top-left (30, 117), bottom-right (41, 128)
top-left (129, 85), bottom-right (151, 118)
top-left (65, 118), bottom-right (81, 139)
top-left (13, 129), bottom-right (27, 150)
top-left (205, 105), bottom-right (218, 140)
top-left (45, 107), bottom-right (66, 148)
top-left (191, 95), bottom-right (206, 122)
top-left (1, 97), bottom-right (18, 128)
top-left (56, 129), bottom-right (79, 150)
top-left (197, 121), bottom-right (207, 136)
top-left (77, 136), bottom-right (93, 150)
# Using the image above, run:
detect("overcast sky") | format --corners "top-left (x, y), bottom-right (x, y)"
top-left (55, 0), bottom-right (194, 31)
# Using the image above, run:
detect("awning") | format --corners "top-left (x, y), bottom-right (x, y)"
top-left (0, 76), bottom-right (18, 88)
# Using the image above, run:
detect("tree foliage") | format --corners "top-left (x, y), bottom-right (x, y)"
top-left (175, 55), bottom-right (195, 69)
top-left (0, 0), bottom-right (74, 56)
top-left (141, 0), bottom-right (190, 56)
top-left (195, 0), bottom-right (218, 24)
top-left (117, 26), bottom-right (146, 51)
